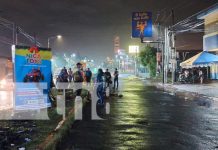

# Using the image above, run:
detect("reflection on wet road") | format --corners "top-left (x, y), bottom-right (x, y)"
top-left (62, 78), bottom-right (218, 150)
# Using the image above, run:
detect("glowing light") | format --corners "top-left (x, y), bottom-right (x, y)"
top-left (0, 79), bottom-right (6, 88)
top-left (129, 45), bottom-right (139, 54)
top-left (57, 35), bottom-right (62, 39)
top-left (72, 53), bottom-right (76, 57)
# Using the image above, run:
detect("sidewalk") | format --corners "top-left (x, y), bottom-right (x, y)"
top-left (157, 82), bottom-right (218, 100)
top-left (124, 74), bottom-right (218, 100)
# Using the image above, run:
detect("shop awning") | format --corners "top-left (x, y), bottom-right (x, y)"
top-left (180, 51), bottom-right (218, 68)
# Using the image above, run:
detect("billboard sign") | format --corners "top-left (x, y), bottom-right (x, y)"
top-left (14, 45), bottom-right (52, 110)
top-left (129, 45), bottom-right (139, 54)
top-left (132, 12), bottom-right (152, 38)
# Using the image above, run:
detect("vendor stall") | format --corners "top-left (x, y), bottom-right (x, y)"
top-left (180, 51), bottom-right (218, 79)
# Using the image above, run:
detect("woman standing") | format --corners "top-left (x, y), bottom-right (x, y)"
top-left (96, 68), bottom-right (104, 105)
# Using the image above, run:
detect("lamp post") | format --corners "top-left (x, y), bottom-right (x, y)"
top-left (47, 35), bottom-right (62, 48)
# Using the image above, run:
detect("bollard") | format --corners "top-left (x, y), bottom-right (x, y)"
top-left (74, 96), bottom-right (83, 120)
top-left (106, 87), bottom-right (110, 97)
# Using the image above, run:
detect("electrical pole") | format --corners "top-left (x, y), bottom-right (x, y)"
top-left (171, 9), bottom-right (176, 84)
top-left (157, 23), bottom-right (165, 84)
top-left (171, 9), bottom-right (175, 25)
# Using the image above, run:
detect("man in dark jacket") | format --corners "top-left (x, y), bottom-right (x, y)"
top-left (113, 68), bottom-right (119, 89)
top-left (105, 68), bottom-right (112, 87)
top-left (85, 68), bottom-right (92, 85)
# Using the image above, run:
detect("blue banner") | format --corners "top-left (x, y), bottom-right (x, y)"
top-left (14, 45), bottom-right (52, 110)
top-left (132, 12), bottom-right (152, 38)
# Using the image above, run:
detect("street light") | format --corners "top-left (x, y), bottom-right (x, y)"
top-left (71, 53), bottom-right (76, 58)
top-left (57, 35), bottom-right (62, 39)
top-left (47, 35), bottom-right (62, 48)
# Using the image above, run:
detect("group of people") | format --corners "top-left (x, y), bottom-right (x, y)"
top-left (178, 68), bottom-right (204, 84)
top-left (56, 62), bottom-right (119, 105)
top-left (57, 63), bottom-right (119, 88)
top-left (57, 66), bottom-right (92, 83)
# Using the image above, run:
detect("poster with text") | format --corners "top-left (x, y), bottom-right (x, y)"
top-left (15, 45), bottom-right (52, 110)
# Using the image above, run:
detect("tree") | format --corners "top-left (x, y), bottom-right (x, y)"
top-left (139, 46), bottom-right (157, 77)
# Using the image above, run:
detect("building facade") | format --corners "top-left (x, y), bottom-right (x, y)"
top-left (198, 4), bottom-right (218, 79)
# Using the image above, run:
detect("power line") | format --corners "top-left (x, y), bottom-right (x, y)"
top-left (170, 3), bottom-right (218, 34)
top-left (0, 16), bottom-right (42, 46)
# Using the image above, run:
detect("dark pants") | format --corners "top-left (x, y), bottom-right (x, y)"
top-left (86, 77), bottom-right (91, 83)
top-left (105, 79), bottom-right (110, 87)
top-left (114, 78), bottom-right (118, 89)
top-left (97, 83), bottom-right (104, 104)
top-left (76, 89), bottom-right (82, 96)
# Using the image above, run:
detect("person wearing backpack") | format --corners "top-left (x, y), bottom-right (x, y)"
top-left (73, 62), bottom-right (84, 96)
top-left (85, 68), bottom-right (92, 85)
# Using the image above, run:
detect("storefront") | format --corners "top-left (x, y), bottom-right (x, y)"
top-left (197, 3), bottom-right (218, 79)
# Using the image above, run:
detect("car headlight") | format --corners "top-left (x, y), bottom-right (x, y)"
top-left (0, 79), bottom-right (6, 86)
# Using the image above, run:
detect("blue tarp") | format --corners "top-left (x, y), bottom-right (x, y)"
top-left (193, 51), bottom-right (218, 65)
top-left (181, 51), bottom-right (218, 68)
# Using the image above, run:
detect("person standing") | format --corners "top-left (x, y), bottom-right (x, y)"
top-left (96, 68), bottom-right (104, 105)
top-left (73, 63), bottom-right (84, 96)
top-left (68, 68), bottom-right (73, 82)
top-left (113, 68), bottom-right (119, 89)
top-left (62, 67), bottom-right (68, 82)
top-left (58, 68), bottom-right (67, 82)
top-left (85, 68), bottom-right (92, 85)
top-left (105, 69), bottom-right (112, 87)
top-left (199, 69), bottom-right (204, 84)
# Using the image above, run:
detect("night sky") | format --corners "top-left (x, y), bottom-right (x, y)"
top-left (0, 0), bottom-right (217, 62)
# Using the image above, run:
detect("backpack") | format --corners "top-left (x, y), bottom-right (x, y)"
top-left (74, 71), bottom-right (83, 82)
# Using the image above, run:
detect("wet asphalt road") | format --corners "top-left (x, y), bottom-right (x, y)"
top-left (61, 77), bottom-right (218, 150)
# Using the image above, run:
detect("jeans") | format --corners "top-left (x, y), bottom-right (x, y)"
top-left (114, 78), bottom-right (118, 89)
top-left (97, 83), bottom-right (104, 104)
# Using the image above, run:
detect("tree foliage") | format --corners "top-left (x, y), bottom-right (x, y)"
top-left (139, 46), bottom-right (157, 77)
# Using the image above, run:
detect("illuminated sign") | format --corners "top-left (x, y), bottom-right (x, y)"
top-left (129, 45), bottom-right (139, 53)
top-left (132, 12), bottom-right (152, 38)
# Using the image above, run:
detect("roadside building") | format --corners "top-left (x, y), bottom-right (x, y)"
top-left (198, 4), bottom-right (218, 79)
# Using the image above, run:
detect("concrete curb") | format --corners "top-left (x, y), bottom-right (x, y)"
top-left (155, 82), bottom-right (218, 102)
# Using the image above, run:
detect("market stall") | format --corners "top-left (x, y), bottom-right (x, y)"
top-left (180, 51), bottom-right (218, 80)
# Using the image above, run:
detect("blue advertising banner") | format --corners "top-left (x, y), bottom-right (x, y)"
top-left (132, 12), bottom-right (152, 38)
top-left (14, 45), bottom-right (52, 110)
